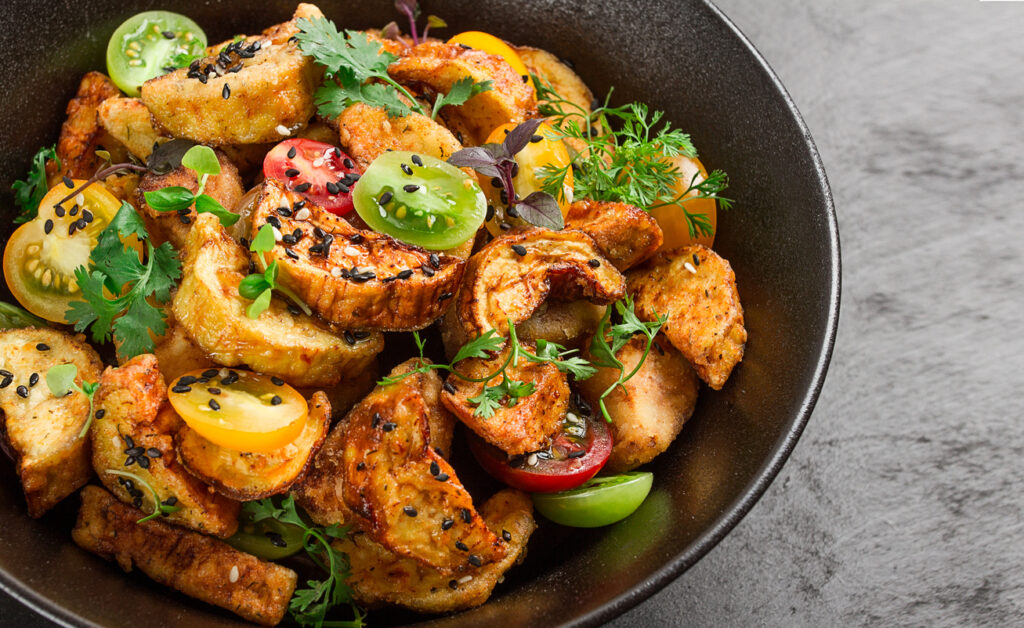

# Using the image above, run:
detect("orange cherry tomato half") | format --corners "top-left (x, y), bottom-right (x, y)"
top-left (447, 31), bottom-right (534, 96)
top-left (649, 154), bottom-right (718, 250)
top-left (167, 368), bottom-right (308, 453)
top-left (482, 122), bottom-right (574, 236)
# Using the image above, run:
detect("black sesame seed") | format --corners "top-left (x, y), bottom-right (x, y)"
top-left (468, 555), bottom-right (483, 567)
top-left (490, 177), bottom-right (502, 188)
top-left (285, 168), bottom-right (300, 178)
top-left (147, 448), bottom-right (162, 458)
top-left (287, 146), bottom-right (297, 159)
top-left (124, 456), bottom-right (136, 467)
top-left (429, 253), bottom-right (441, 269)
top-left (0, 377), bottom-right (12, 389)
top-left (449, 580), bottom-right (458, 590)
top-left (136, 455), bottom-right (151, 469)
top-left (179, 375), bottom-right (198, 386)
top-left (293, 182), bottom-right (311, 193)
top-left (420, 264), bottom-right (435, 277)
top-left (266, 531), bottom-right (287, 548)
top-left (125, 446), bottom-right (145, 457)
top-left (28, 373), bottom-right (38, 386)
top-left (163, 496), bottom-right (178, 507)
top-left (197, 73), bottom-right (208, 84)
top-left (693, 253), bottom-right (701, 266)
top-left (530, 134), bottom-right (543, 143)
top-left (287, 303), bottom-right (301, 315)
top-left (506, 205), bottom-right (520, 218)
top-left (68, 222), bottom-right (77, 236)
top-left (44, 219), bottom-right (53, 234)
top-left (293, 200), bottom-right (306, 211)
top-left (502, 529), bottom-right (512, 542)
top-left (410, 154), bottom-right (424, 167)
top-left (15, 385), bottom-right (28, 398)
top-left (196, 377), bottom-right (210, 384)
top-left (430, 461), bottom-right (441, 476)
top-left (522, 74), bottom-right (530, 83)
top-left (286, 249), bottom-right (299, 260)
top-left (499, 222), bottom-right (512, 231)
top-left (397, 269), bottom-right (413, 279)
top-left (282, 234), bottom-right (297, 245)
top-left (326, 181), bottom-right (339, 195)
top-left (202, 369), bottom-right (219, 378)
top-left (208, 387), bottom-right (221, 395)
top-left (403, 184), bottom-right (420, 193)
top-left (95, 409), bottom-right (106, 419)
top-left (0, 369), bottom-right (11, 378)
top-left (400, 163), bottom-right (413, 175)
top-left (343, 330), bottom-right (356, 345)
top-left (371, 412), bottom-right (382, 428)
top-left (588, 258), bottom-right (601, 268)
top-left (336, 182), bottom-right (350, 193)
top-left (125, 435), bottom-right (135, 448)
top-left (439, 291), bottom-right (453, 301)
top-left (222, 84), bottom-right (231, 99)
top-left (455, 541), bottom-right (468, 551)
top-left (442, 380), bottom-right (455, 394)
top-left (161, 30), bottom-right (177, 39)
top-left (403, 506), bottom-right (418, 517)
top-left (353, 331), bottom-right (370, 340)
top-left (356, 461), bottom-right (366, 471)
top-left (179, 215), bottom-right (192, 225)
top-left (344, 158), bottom-right (354, 169)
top-left (567, 448), bottom-right (586, 459)
top-left (75, 218), bottom-right (87, 231)
top-left (485, 205), bottom-right (495, 221)
top-left (62, 176), bottom-right (74, 189)
top-left (511, 244), bottom-right (527, 256)
top-left (271, 395), bottom-right (282, 406)
top-left (55, 205), bottom-right (65, 217)
top-left (442, 518), bottom-right (454, 530)
top-left (461, 508), bottom-right (472, 524)
top-left (82, 209), bottom-right (94, 223)
top-left (434, 472), bottom-right (449, 482)
top-left (382, 421), bottom-right (397, 432)
top-left (209, 399), bottom-right (221, 411)
top-left (271, 376), bottom-right (285, 386)
top-left (379, 191), bottom-right (393, 205)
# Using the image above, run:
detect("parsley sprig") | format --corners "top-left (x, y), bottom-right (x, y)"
top-left (44, 363), bottom-right (98, 438)
top-left (12, 145), bottom-right (59, 224)
top-left (65, 203), bottom-right (181, 361)
top-left (143, 145), bottom-right (240, 227)
top-left (239, 224), bottom-right (312, 319)
top-left (242, 496), bottom-right (365, 628)
top-left (104, 469), bottom-right (182, 524)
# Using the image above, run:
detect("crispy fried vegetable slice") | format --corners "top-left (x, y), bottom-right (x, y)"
top-left (456, 227), bottom-right (625, 339)
top-left (342, 359), bottom-right (504, 573)
top-left (73, 486), bottom-right (296, 627)
top-left (565, 200), bottom-right (663, 271)
top-left (0, 328), bottom-right (101, 517)
top-left (92, 354), bottom-right (239, 537)
top-left (50, 72), bottom-right (127, 182)
top-left (336, 489), bottom-right (535, 613)
top-left (140, 6), bottom-right (323, 145)
top-left (294, 362), bottom-right (454, 527)
top-left (628, 245), bottom-right (746, 389)
top-left (579, 336), bottom-right (699, 471)
top-left (150, 308), bottom-right (216, 384)
top-left (251, 179), bottom-right (465, 331)
top-left (173, 213), bottom-right (383, 388)
top-left (388, 42), bottom-right (537, 146)
top-left (441, 343), bottom-right (569, 455)
top-left (177, 391), bottom-right (331, 501)
top-left (136, 149), bottom-right (243, 250)
top-left (337, 102), bottom-right (464, 169)
top-left (516, 46), bottom-right (594, 120)
top-left (97, 97), bottom-right (164, 161)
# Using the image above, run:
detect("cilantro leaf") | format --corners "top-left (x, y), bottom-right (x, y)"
top-left (430, 76), bottom-right (493, 119)
top-left (452, 329), bottom-right (504, 363)
top-left (12, 145), bottom-right (58, 224)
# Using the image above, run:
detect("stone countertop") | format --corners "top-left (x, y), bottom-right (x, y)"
top-left (3, 0), bottom-right (1023, 626)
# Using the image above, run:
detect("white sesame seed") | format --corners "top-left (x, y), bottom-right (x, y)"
top-left (330, 267), bottom-right (343, 277)
top-left (312, 157), bottom-right (325, 168)
top-left (343, 245), bottom-right (360, 256)
top-left (458, 575), bottom-right (473, 584)
top-left (272, 227), bottom-right (283, 241)
top-left (527, 453), bottom-right (538, 466)
top-left (275, 124), bottom-right (290, 136)
top-left (497, 575), bottom-right (505, 584)
top-left (75, 193), bottom-right (85, 206)
top-left (379, 207), bottom-right (387, 218)
top-left (229, 565), bottom-right (239, 583)
top-left (294, 208), bottom-right (311, 220)
top-left (566, 412), bottom-right (580, 424)
top-left (684, 262), bottom-right (697, 274)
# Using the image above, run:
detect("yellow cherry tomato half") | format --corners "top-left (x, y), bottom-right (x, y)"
top-left (447, 31), bottom-right (534, 95)
top-left (649, 154), bottom-right (718, 250)
top-left (168, 369), bottom-right (308, 453)
top-left (482, 122), bottom-right (574, 236)
top-left (3, 180), bottom-right (126, 322)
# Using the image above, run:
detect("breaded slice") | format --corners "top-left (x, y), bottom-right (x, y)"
top-left (97, 97), bottom-right (163, 161)
top-left (516, 45), bottom-right (594, 117)
top-left (565, 200), bottom-right (663, 271)
top-left (336, 489), bottom-right (536, 613)
top-left (337, 102), bottom-right (464, 169)
top-left (50, 72), bottom-right (126, 182)
top-left (73, 486), bottom-right (296, 627)
top-left (173, 213), bottom-right (383, 388)
top-left (92, 354), bottom-right (239, 537)
top-left (0, 328), bottom-right (101, 517)
top-left (628, 245), bottom-right (746, 389)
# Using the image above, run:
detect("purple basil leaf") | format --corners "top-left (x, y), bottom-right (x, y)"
top-left (147, 138), bottom-right (196, 176)
top-left (448, 144), bottom-right (508, 178)
top-left (503, 118), bottom-right (546, 156)
top-left (516, 191), bottom-right (564, 229)
top-left (394, 0), bottom-right (420, 19)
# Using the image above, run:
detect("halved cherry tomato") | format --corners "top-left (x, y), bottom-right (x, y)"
top-left (532, 471), bottom-right (653, 528)
top-left (352, 150), bottom-right (486, 250)
top-left (264, 139), bottom-right (362, 216)
top-left (482, 122), bottom-right (574, 236)
top-left (3, 181), bottom-right (126, 322)
top-left (167, 368), bottom-right (308, 453)
top-left (106, 11), bottom-right (207, 96)
top-left (447, 31), bottom-right (534, 95)
top-left (649, 154), bottom-right (718, 250)
top-left (468, 408), bottom-right (611, 493)
top-left (226, 504), bottom-right (305, 559)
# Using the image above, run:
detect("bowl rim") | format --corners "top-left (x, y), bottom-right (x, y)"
top-left (0, 0), bottom-right (840, 625)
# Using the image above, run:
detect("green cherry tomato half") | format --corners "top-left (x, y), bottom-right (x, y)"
top-left (531, 471), bottom-right (654, 528)
top-left (225, 510), bottom-right (305, 560)
top-left (106, 11), bottom-right (207, 96)
top-left (353, 151), bottom-right (486, 250)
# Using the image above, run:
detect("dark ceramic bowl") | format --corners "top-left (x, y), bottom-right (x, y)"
top-left (0, 0), bottom-right (838, 626)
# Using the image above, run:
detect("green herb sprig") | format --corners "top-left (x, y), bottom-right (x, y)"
top-left (12, 145), bottom-right (59, 224)
top-left (45, 363), bottom-right (99, 438)
top-left (239, 224), bottom-right (312, 319)
top-left (242, 496), bottom-right (365, 628)
top-left (143, 145), bottom-right (239, 227)
top-left (104, 469), bottom-right (182, 524)
top-left (0, 302), bottom-right (48, 329)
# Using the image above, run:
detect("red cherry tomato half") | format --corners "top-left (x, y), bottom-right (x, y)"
top-left (263, 139), bottom-right (361, 216)
top-left (468, 411), bottom-right (612, 493)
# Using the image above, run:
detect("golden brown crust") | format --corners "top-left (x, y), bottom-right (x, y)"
top-left (251, 179), bottom-right (465, 331)
top-left (627, 245), bottom-right (746, 389)
top-left (173, 213), bottom-right (384, 388)
top-left (565, 200), bottom-right (663, 271)
top-left (336, 489), bottom-right (536, 613)
top-left (389, 41), bottom-right (537, 146)
top-left (51, 72), bottom-right (126, 182)
top-left (441, 343), bottom-right (568, 455)
top-left (456, 227), bottom-right (625, 339)
top-left (0, 328), bottom-right (101, 517)
top-left (97, 97), bottom-right (163, 161)
top-left (337, 102), bottom-right (464, 169)
top-left (341, 359), bottom-right (505, 573)
top-left (176, 391), bottom-right (331, 501)
top-left (516, 45), bottom-right (593, 118)
top-left (92, 354), bottom-right (240, 537)
top-left (579, 336), bottom-right (699, 471)
top-left (72, 486), bottom-right (296, 627)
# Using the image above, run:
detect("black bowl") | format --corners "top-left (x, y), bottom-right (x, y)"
top-left (0, 0), bottom-right (839, 626)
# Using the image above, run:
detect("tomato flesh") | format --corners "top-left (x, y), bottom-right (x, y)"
top-left (167, 368), bottom-right (308, 453)
top-left (532, 472), bottom-right (654, 528)
top-left (468, 408), bottom-right (611, 493)
top-left (106, 11), bottom-right (207, 96)
top-left (649, 154), bottom-right (718, 250)
top-left (263, 139), bottom-right (362, 216)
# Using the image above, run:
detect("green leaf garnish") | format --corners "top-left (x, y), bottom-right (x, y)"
top-left (45, 363), bottom-right (99, 438)
top-left (180, 145), bottom-right (221, 178)
top-left (0, 302), bottom-right (48, 329)
top-left (430, 76), bottom-right (493, 120)
top-left (104, 469), bottom-right (182, 524)
top-left (12, 145), bottom-right (59, 224)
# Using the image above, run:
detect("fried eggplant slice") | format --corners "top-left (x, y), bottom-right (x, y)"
top-left (173, 213), bottom-right (383, 388)
top-left (456, 227), bottom-right (625, 340)
top-left (579, 336), bottom-right (699, 471)
top-left (73, 486), bottom-right (296, 627)
top-left (177, 391), bottom-right (331, 501)
top-left (342, 359), bottom-right (504, 573)
top-left (565, 200), bottom-right (663, 271)
top-left (140, 6), bottom-right (323, 145)
top-left (250, 179), bottom-right (465, 331)
top-left (97, 97), bottom-right (164, 161)
top-left (336, 489), bottom-right (536, 613)
top-left (135, 148), bottom-right (244, 250)
top-left (516, 46), bottom-right (593, 120)
top-left (441, 343), bottom-right (569, 455)
top-left (337, 102), bottom-right (464, 169)
top-left (388, 42), bottom-right (537, 146)
top-left (516, 300), bottom-right (606, 351)
top-left (92, 354), bottom-right (239, 537)
top-left (294, 362), bottom-right (454, 527)
top-left (51, 72), bottom-right (127, 181)
top-left (0, 328), bottom-right (101, 517)
top-left (628, 245), bottom-right (746, 389)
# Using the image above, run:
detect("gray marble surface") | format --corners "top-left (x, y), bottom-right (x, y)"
top-left (3, 0), bottom-right (1023, 626)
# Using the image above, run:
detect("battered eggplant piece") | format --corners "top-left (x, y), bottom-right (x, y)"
top-left (628, 245), bottom-right (746, 389)
top-left (73, 486), bottom-right (297, 627)
top-left (337, 102), bottom-right (464, 169)
top-left (92, 354), bottom-right (240, 537)
top-left (97, 97), bottom-right (164, 161)
top-left (0, 328), bottom-right (101, 517)
top-left (565, 200), bottom-right (664, 271)
top-left (441, 343), bottom-right (569, 455)
top-left (49, 72), bottom-right (126, 182)
top-left (249, 179), bottom-right (465, 331)
top-left (342, 359), bottom-right (505, 573)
